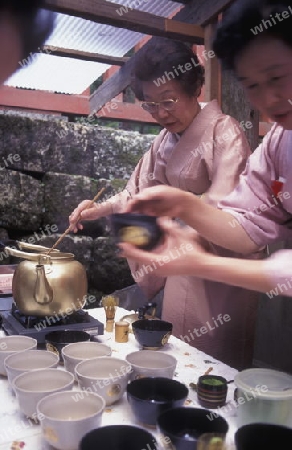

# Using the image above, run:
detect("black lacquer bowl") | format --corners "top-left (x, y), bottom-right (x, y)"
top-left (132, 319), bottom-right (173, 350)
top-left (45, 330), bottom-right (90, 362)
top-left (235, 423), bottom-right (292, 450)
top-left (127, 377), bottom-right (189, 426)
top-left (79, 425), bottom-right (157, 450)
top-left (157, 407), bottom-right (228, 450)
top-left (110, 213), bottom-right (163, 250)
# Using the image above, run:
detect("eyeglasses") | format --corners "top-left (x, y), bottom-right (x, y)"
top-left (141, 98), bottom-right (179, 114)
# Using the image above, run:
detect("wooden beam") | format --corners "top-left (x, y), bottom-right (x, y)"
top-left (89, 0), bottom-right (235, 114)
top-left (94, 101), bottom-right (157, 123)
top-left (176, 0), bottom-right (234, 26)
top-left (0, 86), bottom-right (89, 115)
top-left (90, 56), bottom-right (137, 115)
top-left (164, 19), bottom-right (201, 40)
top-left (41, 45), bottom-right (129, 66)
top-left (203, 22), bottom-right (221, 102)
top-left (43, 0), bottom-right (204, 44)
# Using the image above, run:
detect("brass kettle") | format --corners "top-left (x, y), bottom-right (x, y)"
top-left (121, 302), bottom-right (159, 332)
top-left (4, 241), bottom-right (88, 316)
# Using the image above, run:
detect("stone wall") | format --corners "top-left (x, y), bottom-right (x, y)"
top-left (0, 111), bottom-right (154, 306)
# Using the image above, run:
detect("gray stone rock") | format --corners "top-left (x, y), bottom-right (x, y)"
top-left (0, 113), bottom-right (155, 298)
top-left (93, 128), bottom-right (152, 180)
top-left (0, 171), bottom-right (43, 230)
top-left (91, 237), bottom-right (134, 294)
top-left (42, 172), bottom-right (108, 232)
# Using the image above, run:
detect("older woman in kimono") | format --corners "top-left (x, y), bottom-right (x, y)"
top-left (70, 38), bottom-right (258, 369)
top-left (119, 1), bottom-right (292, 312)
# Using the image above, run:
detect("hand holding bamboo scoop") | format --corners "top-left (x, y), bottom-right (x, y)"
top-left (46, 187), bottom-right (106, 255)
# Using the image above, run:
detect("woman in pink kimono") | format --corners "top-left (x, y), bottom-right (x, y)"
top-left (70, 38), bottom-right (257, 369)
top-left (119, 1), bottom-right (292, 318)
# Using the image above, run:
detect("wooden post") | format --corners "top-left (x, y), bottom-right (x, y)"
top-left (204, 22), bottom-right (221, 103)
top-left (221, 68), bottom-right (259, 151)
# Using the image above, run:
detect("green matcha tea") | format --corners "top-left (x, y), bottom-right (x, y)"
top-left (201, 378), bottom-right (224, 386)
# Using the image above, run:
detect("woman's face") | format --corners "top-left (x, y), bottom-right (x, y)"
top-left (141, 79), bottom-right (200, 134)
top-left (235, 36), bottom-right (292, 130)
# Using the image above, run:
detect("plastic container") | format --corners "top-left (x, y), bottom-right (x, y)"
top-left (234, 368), bottom-right (292, 427)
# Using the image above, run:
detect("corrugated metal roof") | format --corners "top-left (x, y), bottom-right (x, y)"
top-left (5, 0), bottom-right (182, 95)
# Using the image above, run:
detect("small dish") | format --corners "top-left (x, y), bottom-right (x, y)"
top-left (110, 213), bottom-right (163, 250)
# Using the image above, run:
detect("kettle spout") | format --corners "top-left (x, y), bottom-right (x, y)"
top-left (34, 264), bottom-right (54, 304)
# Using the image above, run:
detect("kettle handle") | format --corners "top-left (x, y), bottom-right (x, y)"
top-left (18, 241), bottom-right (60, 253)
top-left (4, 246), bottom-right (53, 262)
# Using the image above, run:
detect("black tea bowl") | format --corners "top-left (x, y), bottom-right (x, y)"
top-left (197, 375), bottom-right (228, 409)
top-left (127, 376), bottom-right (189, 426)
top-left (110, 212), bottom-right (163, 250)
top-left (157, 407), bottom-right (229, 450)
top-left (45, 330), bottom-right (90, 362)
top-left (132, 318), bottom-right (173, 350)
top-left (235, 423), bottom-right (292, 450)
top-left (79, 424), bottom-right (157, 450)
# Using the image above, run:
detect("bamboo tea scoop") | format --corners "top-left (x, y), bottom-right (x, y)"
top-left (46, 187), bottom-right (106, 255)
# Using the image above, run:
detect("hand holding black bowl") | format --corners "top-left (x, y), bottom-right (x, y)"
top-left (110, 213), bottom-right (163, 251)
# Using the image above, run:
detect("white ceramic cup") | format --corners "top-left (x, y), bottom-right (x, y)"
top-left (0, 336), bottom-right (37, 376)
top-left (4, 349), bottom-right (59, 387)
top-left (125, 350), bottom-right (177, 380)
top-left (62, 342), bottom-right (112, 378)
top-left (37, 390), bottom-right (105, 450)
top-left (13, 368), bottom-right (74, 419)
top-left (75, 356), bottom-right (132, 406)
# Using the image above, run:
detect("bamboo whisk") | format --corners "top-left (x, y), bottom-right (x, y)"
top-left (46, 187), bottom-right (106, 255)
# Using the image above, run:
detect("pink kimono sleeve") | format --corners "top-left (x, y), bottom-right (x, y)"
top-left (264, 250), bottom-right (292, 297)
top-left (219, 125), bottom-right (291, 247)
top-left (203, 116), bottom-right (251, 205)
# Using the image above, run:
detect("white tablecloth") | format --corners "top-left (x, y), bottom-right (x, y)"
top-left (0, 307), bottom-right (239, 449)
